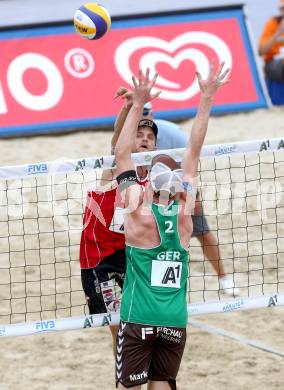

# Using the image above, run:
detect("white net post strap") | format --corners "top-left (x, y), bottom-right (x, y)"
top-left (1, 294), bottom-right (283, 338)
top-left (0, 138), bottom-right (283, 179)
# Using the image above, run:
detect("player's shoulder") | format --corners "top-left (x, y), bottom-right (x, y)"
top-left (155, 119), bottom-right (187, 149)
top-left (155, 119), bottom-right (182, 131)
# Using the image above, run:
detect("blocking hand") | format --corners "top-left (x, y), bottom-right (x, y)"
top-left (196, 61), bottom-right (230, 99)
top-left (131, 68), bottom-right (161, 106)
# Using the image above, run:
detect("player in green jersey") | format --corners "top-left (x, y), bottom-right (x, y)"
top-left (114, 63), bottom-right (230, 390)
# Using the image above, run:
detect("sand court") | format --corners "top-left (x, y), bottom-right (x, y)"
top-left (0, 106), bottom-right (284, 389)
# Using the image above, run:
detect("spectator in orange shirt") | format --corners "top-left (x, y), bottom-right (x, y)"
top-left (258, 0), bottom-right (284, 83)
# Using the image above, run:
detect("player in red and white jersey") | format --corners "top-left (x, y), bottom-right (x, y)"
top-left (80, 84), bottom-right (159, 349)
top-left (80, 188), bottom-right (125, 270)
top-left (80, 174), bottom-right (149, 269)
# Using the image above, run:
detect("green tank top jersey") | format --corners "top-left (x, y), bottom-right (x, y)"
top-left (120, 201), bottom-right (189, 328)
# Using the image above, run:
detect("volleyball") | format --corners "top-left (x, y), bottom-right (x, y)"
top-left (73, 2), bottom-right (111, 40)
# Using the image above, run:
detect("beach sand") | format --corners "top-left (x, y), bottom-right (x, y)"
top-left (0, 105), bottom-right (283, 390)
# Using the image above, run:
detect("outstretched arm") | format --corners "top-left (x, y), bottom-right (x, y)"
top-left (182, 61), bottom-right (230, 182)
top-left (111, 87), bottom-right (133, 153)
top-left (101, 88), bottom-right (134, 186)
top-left (115, 69), bottom-right (160, 176)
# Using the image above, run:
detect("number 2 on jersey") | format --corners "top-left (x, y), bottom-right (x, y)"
top-left (165, 220), bottom-right (174, 233)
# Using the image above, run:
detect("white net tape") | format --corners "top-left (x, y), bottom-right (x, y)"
top-left (0, 138), bottom-right (284, 337)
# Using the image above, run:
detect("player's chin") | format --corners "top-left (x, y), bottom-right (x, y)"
top-left (137, 146), bottom-right (149, 152)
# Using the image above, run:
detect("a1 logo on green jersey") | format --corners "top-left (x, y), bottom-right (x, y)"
top-left (151, 260), bottom-right (182, 288)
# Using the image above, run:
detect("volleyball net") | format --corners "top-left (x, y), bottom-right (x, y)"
top-left (0, 138), bottom-right (284, 338)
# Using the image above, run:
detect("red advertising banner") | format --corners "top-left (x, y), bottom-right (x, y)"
top-left (0, 7), bottom-right (267, 136)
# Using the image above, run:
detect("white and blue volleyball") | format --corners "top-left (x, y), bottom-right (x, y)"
top-left (74, 3), bottom-right (111, 40)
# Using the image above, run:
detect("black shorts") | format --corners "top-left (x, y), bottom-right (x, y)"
top-left (81, 249), bottom-right (126, 314)
top-left (265, 60), bottom-right (284, 83)
top-left (191, 213), bottom-right (210, 237)
top-left (116, 322), bottom-right (186, 389)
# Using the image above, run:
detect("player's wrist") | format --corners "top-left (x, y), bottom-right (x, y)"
top-left (123, 102), bottom-right (132, 110)
top-left (200, 93), bottom-right (214, 102)
top-left (132, 101), bottom-right (144, 110)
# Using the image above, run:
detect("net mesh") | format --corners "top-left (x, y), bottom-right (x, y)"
top-left (0, 145), bottom-right (284, 325)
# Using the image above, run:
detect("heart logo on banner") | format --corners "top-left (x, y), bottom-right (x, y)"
top-left (114, 32), bottom-right (232, 101)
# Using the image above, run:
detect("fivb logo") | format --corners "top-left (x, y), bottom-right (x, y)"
top-left (35, 320), bottom-right (55, 333)
top-left (141, 327), bottom-right (153, 340)
top-left (115, 32), bottom-right (232, 101)
top-left (27, 163), bottom-right (48, 175)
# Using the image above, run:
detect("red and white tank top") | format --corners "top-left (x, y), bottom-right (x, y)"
top-left (80, 177), bottom-right (147, 269)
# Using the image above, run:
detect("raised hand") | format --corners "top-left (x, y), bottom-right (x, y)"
top-left (131, 68), bottom-right (161, 106)
top-left (196, 61), bottom-right (230, 99)
top-left (114, 87), bottom-right (134, 108)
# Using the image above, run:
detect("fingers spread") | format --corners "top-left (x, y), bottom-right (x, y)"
top-left (196, 71), bottom-right (202, 83)
top-left (132, 75), bottom-right (138, 88)
top-left (209, 60), bottom-right (216, 77)
top-left (151, 90), bottom-right (162, 100)
top-left (220, 79), bottom-right (231, 86)
top-left (216, 61), bottom-right (225, 78)
top-left (150, 72), bottom-right (159, 89)
top-left (218, 67), bottom-right (231, 81)
top-left (145, 68), bottom-right (150, 82)
top-left (131, 68), bottom-right (160, 104)
top-left (138, 69), bottom-right (143, 85)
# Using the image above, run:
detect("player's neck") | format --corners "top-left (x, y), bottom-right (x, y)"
top-left (153, 191), bottom-right (175, 206)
